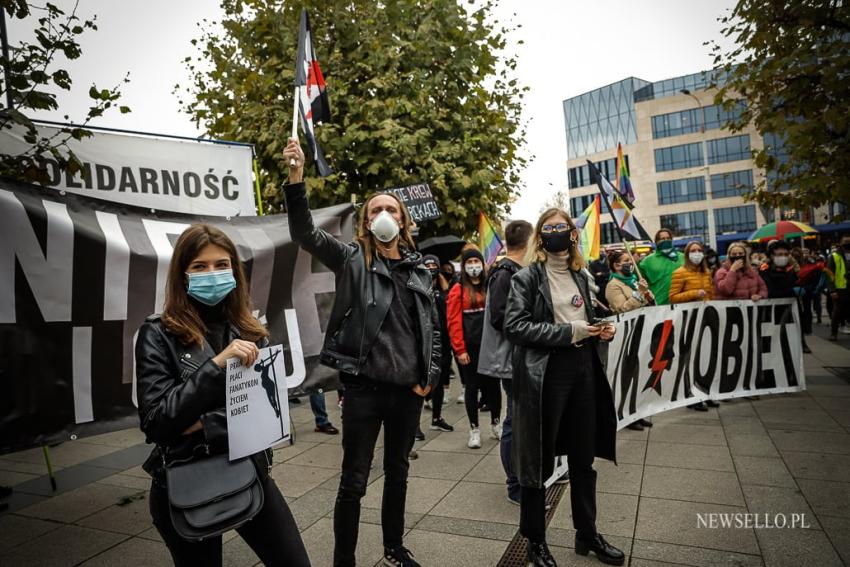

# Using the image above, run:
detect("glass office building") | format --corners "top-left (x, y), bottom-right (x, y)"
top-left (562, 70), bottom-right (786, 252)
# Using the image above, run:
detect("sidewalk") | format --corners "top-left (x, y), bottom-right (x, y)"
top-left (1, 330), bottom-right (848, 567)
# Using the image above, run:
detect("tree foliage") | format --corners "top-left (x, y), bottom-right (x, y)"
top-left (710, 0), bottom-right (850, 216)
top-left (0, 0), bottom-right (130, 184)
top-left (179, 0), bottom-right (526, 237)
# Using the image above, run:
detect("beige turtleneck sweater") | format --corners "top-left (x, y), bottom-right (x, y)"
top-left (545, 253), bottom-right (590, 343)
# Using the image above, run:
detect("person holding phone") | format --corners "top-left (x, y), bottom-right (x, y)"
top-left (281, 139), bottom-right (440, 567)
top-left (504, 208), bottom-right (623, 567)
top-left (135, 224), bottom-right (310, 567)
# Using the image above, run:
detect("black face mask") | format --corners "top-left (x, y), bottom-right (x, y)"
top-left (728, 255), bottom-right (745, 262)
top-left (620, 264), bottom-right (634, 276)
top-left (540, 231), bottom-right (572, 253)
top-left (428, 268), bottom-right (440, 278)
top-left (441, 270), bottom-right (453, 279)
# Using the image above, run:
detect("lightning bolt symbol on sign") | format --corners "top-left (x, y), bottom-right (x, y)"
top-left (646, 319), bottom-right (674, 394)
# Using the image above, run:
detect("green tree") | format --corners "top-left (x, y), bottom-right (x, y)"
top-left (710, 0), bottom-right (850, 216)
top-left (0, 0), bottom-right (130, 184)
top-left (178, 0), bottom-right (526, 237)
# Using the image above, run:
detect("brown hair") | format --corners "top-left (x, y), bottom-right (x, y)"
top-left (459, 246), bottom-right (487, 309)
top-left (607, 249), bottom-right (630, 271)
top-left (504, 219), bottom-right (534, 249)
top-left (682, 240), bottom-right (708, 272)
top-left (355, 192), bottom-right (417, 266)
top-left (655, 228), bottom-right (673, 242)
top-left (525, 207), bottom-right (585, 271)
top-left (161, 224), bottom-right (269, 346)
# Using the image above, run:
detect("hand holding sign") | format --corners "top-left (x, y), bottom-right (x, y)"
top-left (226, 345), bottom-right (291, 460)
top-left (213, 339), bottom-right (260, 369)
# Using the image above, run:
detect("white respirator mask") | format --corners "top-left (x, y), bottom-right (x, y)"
top-left (465, 264), bottom-right (483, 278)
top-left (369, 211), bottom-right (401, 243)
top-left (689, 252), bottom-right (704, 265)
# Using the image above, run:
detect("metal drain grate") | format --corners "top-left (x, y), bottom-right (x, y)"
top-left (496, 482), bottom-right (567, 567)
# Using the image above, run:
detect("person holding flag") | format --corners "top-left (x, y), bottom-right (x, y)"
top-left (639, 229), bottom-right (685, 306)
top-left (282, 138), bottom-right (440, 567)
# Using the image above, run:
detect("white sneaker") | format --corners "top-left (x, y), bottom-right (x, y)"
top-left (491, 422), bottom-right (502, 440)
top-left (467, 428), bottom-right (482, 449)
top-left (457, 388), bottom-right (465, 404)
top-left (841, 325), bottom-right (850, 335)
top-left (424, 400), bottom-right (432, 410)
top-left (443, 389), bottom-right (452, 404)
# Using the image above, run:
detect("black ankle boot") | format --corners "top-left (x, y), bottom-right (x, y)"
top-left (527, 541), bottom-right (557, 567)
top-left (575, 533), bottom-right (625, 565)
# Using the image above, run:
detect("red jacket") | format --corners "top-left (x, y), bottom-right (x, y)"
top-left (447, 282), bottom-right (486, 356)
top-left (714, 262), bottom-right (768, 300)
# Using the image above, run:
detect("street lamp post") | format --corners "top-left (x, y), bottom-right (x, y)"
top-left (681, 89), bottom-right (717, 250)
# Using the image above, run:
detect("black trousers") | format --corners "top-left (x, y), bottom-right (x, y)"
top-left (430, 356), bottom-right (452, 420)
top-left (520, 348), bottom-right (598, 544)
top-left (334, 380), bottom-right (423, 567)
top-left (831, 289), bottom-right (850, 336)
top-left (149, 470), bottom-right (310, 567)
top-left (459, 351), bottom-right (502, 428)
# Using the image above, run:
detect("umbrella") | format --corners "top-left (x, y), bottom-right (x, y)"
top-left (417, 235), bottom-right (467, 264)
top-left (748, 220), bottom-right (818, 242)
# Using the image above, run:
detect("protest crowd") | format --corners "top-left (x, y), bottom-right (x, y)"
top-left (1, 7), bottom-right (841, 567)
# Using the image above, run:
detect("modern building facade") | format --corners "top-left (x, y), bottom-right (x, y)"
top-left (563, 70), bottom-right (842, 252)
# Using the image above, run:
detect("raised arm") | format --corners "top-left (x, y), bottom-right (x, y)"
top-left (282, 137), bottom-right (352, 273)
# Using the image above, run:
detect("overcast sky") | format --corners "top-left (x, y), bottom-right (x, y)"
top-left (12, 0), bottom-right (738, 224)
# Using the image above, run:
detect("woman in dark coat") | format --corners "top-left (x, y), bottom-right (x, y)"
top-left (504, 207), bottom-right (622, 567)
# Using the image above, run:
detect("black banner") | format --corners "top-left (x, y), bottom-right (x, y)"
top-left (0, 179), bottom-right (355, 453)
top-left (381, 183), bottom-right (441, 223)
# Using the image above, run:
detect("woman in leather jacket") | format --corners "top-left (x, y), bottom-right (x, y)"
top-left (135, 223), bottom-right (310, 567)
top-left (504, 208), bottom-right (623, 567)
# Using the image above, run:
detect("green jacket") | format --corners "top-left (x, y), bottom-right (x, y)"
top-left (639, 251), bottom-right (685, 305)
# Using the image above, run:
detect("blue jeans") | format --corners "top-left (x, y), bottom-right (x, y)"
top-left (310, 392), bottom-right (331, 427)
top-left (501, 379), bottom-right (519, 498)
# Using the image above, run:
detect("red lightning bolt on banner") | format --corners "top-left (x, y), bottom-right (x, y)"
top-left (649, 319), bottom-right (674, 391)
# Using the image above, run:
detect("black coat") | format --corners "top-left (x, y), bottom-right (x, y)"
top-left (504, 262), bottom-right (617, 488)
top-left (135, 316), bottom-right (272, 480)
top-left (283, 182), bottom-right (441, 388)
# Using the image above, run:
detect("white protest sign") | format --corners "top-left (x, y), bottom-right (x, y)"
top-left (0, 122), bottom-right (258, 217)
top-left (226, 345), bottom-right (291, 460)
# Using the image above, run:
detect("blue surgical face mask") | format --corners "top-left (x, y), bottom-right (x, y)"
top-left (186, 269), bottom-right (237, 306)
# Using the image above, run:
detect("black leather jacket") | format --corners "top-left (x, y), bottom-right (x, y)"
top-left (135, 315), bottom-right (272, 481)
top-left (283, 182), bottom-right (441, 388)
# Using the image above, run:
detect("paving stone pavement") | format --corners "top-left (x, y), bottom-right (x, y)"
top-left (1, 329), bottom-right (848, 566)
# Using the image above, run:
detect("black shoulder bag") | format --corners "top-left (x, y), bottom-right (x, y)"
top-left (164, 337), bottom-right (265, 542)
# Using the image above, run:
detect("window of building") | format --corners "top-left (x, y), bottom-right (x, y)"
top-left (651, 102), bottom-right (746, 139)
top-left (600, 222), bottom-right (618, 245)
top-left (707, 134), bottom-right (750, 165)
top-left (714, 205), bottom-right (757, 234)
top-left (657, 177), bottom-right (706, 205)
top-left (654, 142), bottom-right (703, 172)
top-left (660, 210), bottom-right (708, 242)
top-left (710, 170), bottom-right (754, 198)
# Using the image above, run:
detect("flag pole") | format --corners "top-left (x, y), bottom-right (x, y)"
top-left (289, 86), bottom-right (299, 167)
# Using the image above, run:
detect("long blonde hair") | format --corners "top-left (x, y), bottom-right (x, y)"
top-left (355, 193), bottom-right (417, 266)
top-left (525, 207), bottom-right (585, 271)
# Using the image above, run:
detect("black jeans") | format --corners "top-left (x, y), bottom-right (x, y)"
top-left (831, 289), bottom-right (850, 336)
top-left (459, 352), bottom-right (501, 428)
top-left (149, 470), bottom-right (310, 567)
top-left (334, 379), bottom-right (423, 567)
top-left (430, 357), bottom-right (452, 421)
top-left (520, 348), bottom-right (598, 544)
top-left (500, 379), bottom-right (519, 499)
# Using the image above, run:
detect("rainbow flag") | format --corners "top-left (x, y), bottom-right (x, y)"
top-left (574, 196), bottom-right (601, 260)
top-left (479, 211), bottom-right (504, 265)
top-left (615, 142), bottom-right (635, 203)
